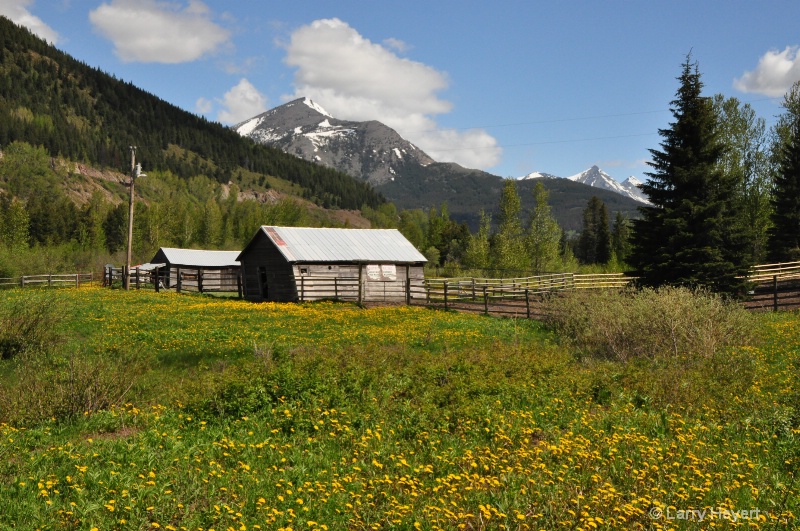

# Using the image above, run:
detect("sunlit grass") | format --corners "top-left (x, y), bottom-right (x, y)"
top-left (0, 287), bottom-right (798, 529)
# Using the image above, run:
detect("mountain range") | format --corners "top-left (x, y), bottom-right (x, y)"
top-left (236, 99), bottom-right (647, 231)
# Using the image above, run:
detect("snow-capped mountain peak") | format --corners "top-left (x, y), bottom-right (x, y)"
top-left (302, 97), bottom-right (332, 118)
top-left (519, 165), bottom-right (650, 204)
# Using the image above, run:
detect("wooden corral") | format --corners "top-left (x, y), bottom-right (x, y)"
top-left (149, 248), bottom-right (241, 292)
top-left (237, 226), bottom-right (427, 303)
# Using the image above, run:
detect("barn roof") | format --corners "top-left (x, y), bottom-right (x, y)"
top-left (152, 248), bottom-right (241, 268)
top-left (240, 226), bottom-right (427, 264)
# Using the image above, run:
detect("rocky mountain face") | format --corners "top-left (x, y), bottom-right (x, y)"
top-left (235, 98), bottom-right (434, 186)
top-left (236, 100), bottom-right (645, 231)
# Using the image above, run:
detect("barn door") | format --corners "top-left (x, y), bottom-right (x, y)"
top-left (257, 267), bottom-right (268, 300)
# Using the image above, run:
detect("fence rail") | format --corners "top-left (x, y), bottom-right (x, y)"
top-left (0, 273), bottom-right (93, 289)
top-left (104, 266), bottom-right (242, 296)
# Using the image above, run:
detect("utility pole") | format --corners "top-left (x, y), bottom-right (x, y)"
top-left (125, 146), bottom-right (142, 290)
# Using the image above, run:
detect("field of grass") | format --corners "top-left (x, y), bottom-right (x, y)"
top-left (0, 287), bottom-right (798, 530)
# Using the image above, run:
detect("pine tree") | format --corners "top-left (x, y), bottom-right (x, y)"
top-left (492, 180), bottom-right (529, 274)
top-left (629, 56), bottom-right (751, 294)
top-left (526, 182), bottom-right (562, 273)
top-left (577, 196), bottom-right (611, 265)
top-left (611, 212), bottom-right (632, 264)
top-left (767, 81), bottom-right (800, 262)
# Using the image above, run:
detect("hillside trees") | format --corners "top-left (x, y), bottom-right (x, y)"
top-left (527, 182), bottom-right (562, 272)
top-left (712, 95), bottom-right (773, 263)
top-left (767, 81), bottom-right (800, 262)
top-left (492, 180), bottom-right (529, 272)
top-left (630, 56), bottom-right (751, 294)
top-left (576, 196), bottom-right (612, 265)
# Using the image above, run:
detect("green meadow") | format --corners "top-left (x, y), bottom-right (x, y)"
top-left (0, 287), bottom-right (798, 530)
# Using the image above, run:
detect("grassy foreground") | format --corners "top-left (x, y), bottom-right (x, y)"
top-left (0, 287), bottom-right (798, 530)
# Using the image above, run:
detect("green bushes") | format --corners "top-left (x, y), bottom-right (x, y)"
top-left (545, 286), bottom-right (753, 362)
top-left (545, 286), bottom-right (757, 411)
top-left (0, 291), bottom-right (66, 359)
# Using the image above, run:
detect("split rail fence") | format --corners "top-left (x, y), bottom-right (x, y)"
top-left (419, 273), bottom-right (633, 319)
top-left (104, 266), bottom-right (242, 297)
top-left (0, 273), bottom-right (94, 289)
top-left (743, 261), bottom-right (800, 312)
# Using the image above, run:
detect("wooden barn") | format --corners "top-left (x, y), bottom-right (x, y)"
top-left (237, 226), bottom-right (427, 303)
top-left (149, 248), bottom-right (241, 292)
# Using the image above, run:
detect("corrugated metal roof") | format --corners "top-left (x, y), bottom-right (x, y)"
top-left (155, 248), bottom-right (241, 268)
top-left (259, 226), bottom-right (427, 263)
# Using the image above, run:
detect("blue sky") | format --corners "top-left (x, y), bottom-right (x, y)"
top-left (3, 0), bottom-right (800, 182)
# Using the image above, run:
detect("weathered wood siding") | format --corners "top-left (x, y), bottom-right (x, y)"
top-left (240, 230), bottom-right (297, 302)
top-left (294, 264), bottom-right (425, 302)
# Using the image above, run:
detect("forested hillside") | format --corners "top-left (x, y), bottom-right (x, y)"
top-left (0, 16), bottom-right (383, 211)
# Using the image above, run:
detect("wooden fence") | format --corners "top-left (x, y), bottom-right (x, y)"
top-left (742, 261), bottom-right (800, 312)
top-left (0, 273), bottom-right (94, 289)
top-left (419, 272), bottom-right (633, 318)
top-left (295, 275), bottom-right (428, 304)
top-left (104, 266), bottom-right (243, 297)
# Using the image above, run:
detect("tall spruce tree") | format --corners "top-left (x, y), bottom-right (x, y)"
top-left (767, 81), bottom-right (800, 262)
top-left (577, 196), bottom-right (612, 265)
top-left (629, 56), bottom-right (751, 294)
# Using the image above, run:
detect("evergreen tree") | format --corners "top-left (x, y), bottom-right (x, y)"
top-left (713, 95), bottom-right (772, 263)
top-left (629, 56), bottom-right (751, 294)
top-left (611, 212), bottom-right (632, 264)
top-left (492, 180), bottom-right (529, 274)
top-left (577, 196), bottom-right (611, 265)
top-left (767, 81), bottom-right (800, 262)
top-left (526, 182), bottom-right (561, 273)
top-left (463, 210), bottom-right (492, 270)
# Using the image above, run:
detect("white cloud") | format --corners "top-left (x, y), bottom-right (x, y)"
top-left (283, 18), bottom-right (501, 169)
top-left (0, 0), bottom-right (59, 43)
top-left (195, 97), bottom-right (212, 115)
top-left (216, 78), bottom-right (268, 124)
top-left (88, 0), bottom-right (230, 64)
top-left (734, 46), bottom-right (800, 98)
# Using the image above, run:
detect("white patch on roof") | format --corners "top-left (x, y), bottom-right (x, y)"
top-left (303, 97), bottom-right (332, 117)
top-left (155, 248), bottom-right (240, 268)
top-left (235, 116), bottom-right (264, 136)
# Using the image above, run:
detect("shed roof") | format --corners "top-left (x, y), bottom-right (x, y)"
top-left (239, 226), bottom-right (427, 264)
top-left (153, 248), bottom-right (241, 268)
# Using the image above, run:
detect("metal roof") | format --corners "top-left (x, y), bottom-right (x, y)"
top-left (154, 248), bottom-right (241, 268)
top-left (254, 226), bottom-right (427, 263)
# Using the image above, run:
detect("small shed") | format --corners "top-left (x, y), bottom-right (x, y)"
top-left (237, 226), bottom-right (427, 303)
top-left (150, 247), bottom-right (241, 292)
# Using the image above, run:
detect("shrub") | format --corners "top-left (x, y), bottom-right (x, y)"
top-left (545, 286), bottom-right (753, 363)
top-left (544, 286), bottom-right (757, 412)
top-left (0, 291), bottom-right (67, 359)
top-left (0, 346), bottom-right (148, 425)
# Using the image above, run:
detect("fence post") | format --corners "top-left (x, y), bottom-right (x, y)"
top-left (155, 267), bottom-right (160, 293)
top-left (300, 274), bottom-right (305, 302)
top-left (358, 264), bottom-right (364, 305)
top-left (444, 281), bottom-right (449, 310)
top-left (525, 289), bottom-right (531, 319)
top-left (198, 270), bottom-right (204, 293)
top-left (483, 286), bottom-right (488, 314)
top-left (472, 278), bottom-right (476, 300)
top-left (177, 268), bottom-right (182, 293)
top-left (20, 275), bottom-right (24, 288)
top-left (237, 273), bottom-right (243, 299)
top-left (406, 265), bottom-right (411, 305)
top-left (76, 273), bottom-right (80, 289)
top-left (135, 267), bottom-right (140, 290)
top-left (48, 273), bottom-right (52, 287)
top-left (774, 274), bottom-right (779, 312)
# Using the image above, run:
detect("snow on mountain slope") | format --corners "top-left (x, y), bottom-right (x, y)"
top-left (567, 166), bottom-right (650, 204)
top-left (234, 97), bottom-right (434, 186)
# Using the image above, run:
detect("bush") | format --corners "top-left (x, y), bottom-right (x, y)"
top-left (544, 286), bottom-right (757, 412)
top-left (0, 291), bottom-right (67, 359)
top-left (0, 346), bottom-right (148, 425)
top-left (545, 286), bottom-right (753, 362)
